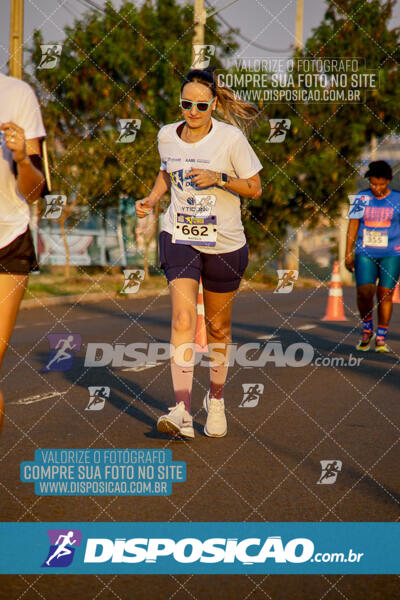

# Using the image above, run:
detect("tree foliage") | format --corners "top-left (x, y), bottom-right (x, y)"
top-left (246, 0), bottom-right (400, 253)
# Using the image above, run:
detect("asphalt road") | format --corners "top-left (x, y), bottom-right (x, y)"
top-left (0, 285), bottom-right (399, 599)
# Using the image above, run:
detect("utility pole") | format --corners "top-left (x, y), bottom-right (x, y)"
top-left (192, 0), bottom-right (240, 61)
top-left (9, 0), bottom-right (45, 258)
top-left (9, 0), bottom-right (24, 79)
top-left (283, 0), bottom-right (304, 271)
top-left (294, 0), bottom-right (304, 51)
top-left (193, 0), bottom-right (206, 57)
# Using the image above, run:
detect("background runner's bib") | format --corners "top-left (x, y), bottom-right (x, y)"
top-left (362, 229), bottom-right (388, 248)
top-left (352, 188), bottom-right (400, 258)
top-left (157, 117), bottom-right (262, 254)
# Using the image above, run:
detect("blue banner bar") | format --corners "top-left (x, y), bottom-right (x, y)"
top-left (0, 522), bottom-right (399, 574)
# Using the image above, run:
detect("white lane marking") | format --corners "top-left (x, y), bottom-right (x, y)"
top-left (10, 391), bottom-right (65, 405)
top-left (257, 334), bottom-right (279, 340)
top-left (122, 362), bottom-right (163, 372)
top-left (297, 324), bottom-right (317, 331)
top-left (15, 322), bottom-right (47, 328)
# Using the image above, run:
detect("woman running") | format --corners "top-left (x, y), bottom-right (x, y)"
top-left (0, 73), bottom-right (46, 434)
top-left (136, 67), bottom-right (262, 438)
top-left (345, 160), bottom-right (400, 352)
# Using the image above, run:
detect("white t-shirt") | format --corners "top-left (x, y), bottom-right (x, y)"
top-left (0, 73), bottom-right (46, 249)
top-left (158, 117), bottom-right (262, 254)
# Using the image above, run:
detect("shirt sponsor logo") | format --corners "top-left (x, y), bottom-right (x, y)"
top-left (348, 194), bottom-right (370, 219)
top-left (170, 168), bottom-right (201, 191)
top-left (364, 206), bottom-right (394, 228)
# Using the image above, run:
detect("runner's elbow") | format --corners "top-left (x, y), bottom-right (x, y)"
top-left (252, 185), bottom-right (262, 199)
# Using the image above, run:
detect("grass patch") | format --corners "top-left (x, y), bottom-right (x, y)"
top-left (25, 268), bottom-right (167, 299)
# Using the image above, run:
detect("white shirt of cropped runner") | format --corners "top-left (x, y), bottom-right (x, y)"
top-left (158, 117), bottom-right (262, 254)
top-left (0, 73), bottom-right (46, 249)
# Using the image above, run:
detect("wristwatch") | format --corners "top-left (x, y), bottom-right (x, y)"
top-left (220, 172), bottom-right (228, 187)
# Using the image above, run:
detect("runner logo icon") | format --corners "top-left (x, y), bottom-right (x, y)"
top-left (42, 334), bottom-right (82, 372)
top-left (117, 119), bottom-right (141, 143)
top-left (274, 270), bottom-right (298, 293)
top-left (43, 194), bottom-right (67, 219)
top-left (38, 44), bottom-right (62, 69)
top-left (121, 269), bottom-right (145, 294)
top-left (194, 194), bottom-right (216, 216)
top-left (317, 460), bottom-right (342, 484)
top-left (267, 119), bottom-right (291, 143)
top-left (191, 45), bottom-right (215, 69)
top-left (42, 529), bottom-right (82, 568)
top-left (86, 386), bottom-right (110, 411)
top-left (239, 383), bottom-right (264, 407)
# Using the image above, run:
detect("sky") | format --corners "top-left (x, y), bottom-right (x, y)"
top-left (2, 0), bottom-right (400, 75)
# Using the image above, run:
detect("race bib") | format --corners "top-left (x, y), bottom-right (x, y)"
top-left (172, 213), bottom-right (217, 246)
top-left (363, 228), bottom-right (388, 248)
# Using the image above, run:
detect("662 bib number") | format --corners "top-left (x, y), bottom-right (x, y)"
top-left (173, 213), bottom-right (217, 246)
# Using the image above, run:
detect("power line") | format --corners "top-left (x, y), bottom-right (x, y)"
top-left (205, 0), bottom-right (292, 53)
top-left (205, 0), bottom-right (241, 20)
top-left (73, 0), bottom-right (104, 13)
top-left (60, 0), bottom-right (81, 19)
top-left (73, 0), bottom-right (292, 54)
top-left (80, 0), bottom-right (104, 11)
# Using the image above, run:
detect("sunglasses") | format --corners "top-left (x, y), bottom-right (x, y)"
top-left (179, 97), bottom-right (215, 112)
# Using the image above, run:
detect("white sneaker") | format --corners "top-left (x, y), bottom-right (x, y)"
top-left (157, 401), bottom-right (194, 439)
top-left (203, 392), bottom-right (227, 437)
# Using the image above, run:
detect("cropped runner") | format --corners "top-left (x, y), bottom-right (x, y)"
top-left (0, 73), bottom-right (46, 434)
top-left (136, 67), bottom-right (262, 438)
top-left (345, 160), bottom-right (400, 352)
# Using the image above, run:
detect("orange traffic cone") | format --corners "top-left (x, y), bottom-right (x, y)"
top-left (322, 261), bottom-right (348, 321)
top-left (195, 279), bottom-right (208, 352)
top-left (392, 282), bottom-right (400, 304)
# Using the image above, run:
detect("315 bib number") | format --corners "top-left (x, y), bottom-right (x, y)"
top-left (172, 213), bottom-right (217, 246)
top-left (363, 228), bottom-right (388, 248)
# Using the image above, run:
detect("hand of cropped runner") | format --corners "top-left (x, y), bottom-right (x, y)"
top-left (345, 254), bottom-right (355, 273)
top-left (0, 122), bottom-right (28, 164)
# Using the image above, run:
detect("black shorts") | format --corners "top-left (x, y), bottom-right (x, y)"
top-left (0, 227), bottom-right (39, 275)
top-left (159, 231), bottom-right (249, 292)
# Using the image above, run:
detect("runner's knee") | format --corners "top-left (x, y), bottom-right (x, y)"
top-left (357, 284), bottom-right (375, 302)
top-left (206, 316), bottom-right (231, 341)
top-left (377, 286), bottom-right (394, 300)
top-left (172, 309), bottom-right (196, 334)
